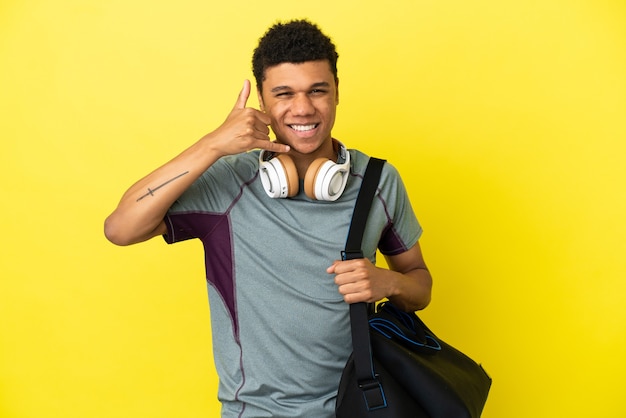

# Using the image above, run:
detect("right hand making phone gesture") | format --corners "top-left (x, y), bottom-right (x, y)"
top-left (205, 79), bottom-right (289, 158)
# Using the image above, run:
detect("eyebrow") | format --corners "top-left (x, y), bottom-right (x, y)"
top-left (270, 81), bottom-right (331, 93)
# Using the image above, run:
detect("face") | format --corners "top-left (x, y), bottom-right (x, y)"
top-left (257, 60), bottom-right (339, 157)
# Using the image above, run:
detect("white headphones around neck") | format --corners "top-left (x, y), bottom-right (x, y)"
top-left (258, 141), bottom-right (351, 201)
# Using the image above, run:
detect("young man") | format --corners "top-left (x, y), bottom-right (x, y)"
top-left (105, 19), bottom-right (432, 418)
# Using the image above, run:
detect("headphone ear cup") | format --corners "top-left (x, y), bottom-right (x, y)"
top-left (275, 154), bottom-right (299, 197)
top-left (305, 157), bottom-right (349, 201)
top-left (259, 152), bottom-right (299, 198)
top-left (304, 158), bottom-right (329, 199)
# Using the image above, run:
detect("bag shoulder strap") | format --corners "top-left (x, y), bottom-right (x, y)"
top-left (343, 157), bottom-right (386, 259)
top-left (343, 157), bottom-right (388, 411)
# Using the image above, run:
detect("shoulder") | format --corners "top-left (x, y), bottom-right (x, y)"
top-left (176, 152), bottom-right (258, 209)
top-left (348, 148), bottom-right (403, 182)
top-left (194, 151), bottom-right (258, 188)
top-left (211, 152), bottom-right (258, 176)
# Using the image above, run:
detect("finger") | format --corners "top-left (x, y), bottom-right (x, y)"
top-left (326, 260), bottom-right (341, 274)
top-left (256, 140), bottom-right (290, 154)
top-left (234, 80), bottom-right (251, 110)
top-left (328, 259), bottom-right (356, 275)
top-left (252, 112), bottom-right (271, 132)
top-left (257, 110), bottom-right (271, 126)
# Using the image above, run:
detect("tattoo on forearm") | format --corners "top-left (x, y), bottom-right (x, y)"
top-left (136, 171), bottom-right (190, 201)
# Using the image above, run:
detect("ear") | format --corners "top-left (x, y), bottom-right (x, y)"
top-left (335, 78), bottom-right (340, 105)
top-left (257, 86), bottom-right (265, 112)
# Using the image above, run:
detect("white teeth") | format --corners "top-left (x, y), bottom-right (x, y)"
top-left (290, 124), bottom-right (317, 132)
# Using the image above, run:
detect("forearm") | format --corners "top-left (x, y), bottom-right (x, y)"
top-left (383, 242), bottom-right (433, 312)
top-left (104, 138), bottom-right (222, 246)
top-left (386, 267), bottom-right (432, 312)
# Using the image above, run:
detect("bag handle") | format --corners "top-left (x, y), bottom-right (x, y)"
top-left (343, 157), bottom-right (387, 411)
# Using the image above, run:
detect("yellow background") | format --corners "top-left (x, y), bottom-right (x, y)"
top-left (1, 0), bottom-right (625, 417)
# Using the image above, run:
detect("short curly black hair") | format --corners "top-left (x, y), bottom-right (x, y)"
top-left (252, 19), bottom-right (339, 90)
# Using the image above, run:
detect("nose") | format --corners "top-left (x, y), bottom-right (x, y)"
top-left (291, 93), bottom-right (315, 116)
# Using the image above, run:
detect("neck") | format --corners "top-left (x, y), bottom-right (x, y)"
top-left (290, 138), bottom-right (338, 178)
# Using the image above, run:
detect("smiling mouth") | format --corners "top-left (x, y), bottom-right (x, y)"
top-left (289, 124), bottom-right (319, 132)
